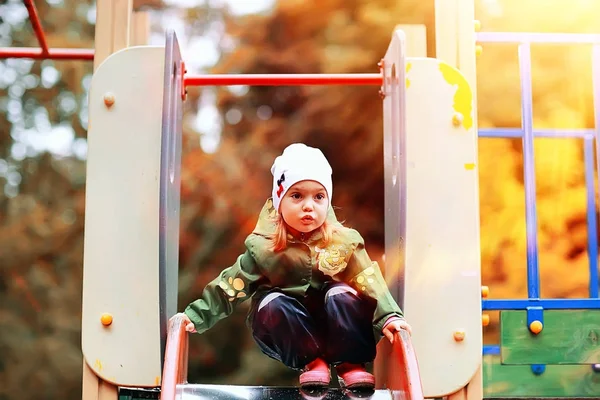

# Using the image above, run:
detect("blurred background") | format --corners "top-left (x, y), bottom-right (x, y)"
top-left (0, 0), bottom-right (599, 398)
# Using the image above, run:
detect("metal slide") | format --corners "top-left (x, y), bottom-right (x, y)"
top-left (157, 315), bottom-right (424, 400)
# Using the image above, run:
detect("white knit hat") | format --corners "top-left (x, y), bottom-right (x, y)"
top-left (271, 143), bottom-right (333, 211)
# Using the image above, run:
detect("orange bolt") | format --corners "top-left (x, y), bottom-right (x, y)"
top-left (481, 286), bottom-right (489, 298)
top-left (452, 114), bottom-right (463, 127)
top-left (482, 314), bottom-right (490, 326)
top-left (453, 331), bottom-right (466, 342)
top-left (100, 313), bottom-right (113, 326)
top-left (103, 93), bottom-right (115, 107)
top-left (529, 320), bottom-right (543, 334)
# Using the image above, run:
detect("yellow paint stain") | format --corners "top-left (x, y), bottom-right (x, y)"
top-left (438, 62), bottom-right (473, 130)
top-left (464, 163), bottom-right (476, 170)
top-left (155, 376), bottom-right (161, 386)
top-left (406, 62), bottom-right (412, 88)
top-left (94, 359), bottom-right (103, 371)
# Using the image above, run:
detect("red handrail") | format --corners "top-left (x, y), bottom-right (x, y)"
top-left (160, 314), bottom-right (189, 400)
top-left (374, 330), bottom-right (424, 400)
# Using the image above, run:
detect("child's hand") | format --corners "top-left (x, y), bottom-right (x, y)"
top-left (382, 318), bottom-right (412, 344)
top-left (172, 312), bottom-right (196, 333)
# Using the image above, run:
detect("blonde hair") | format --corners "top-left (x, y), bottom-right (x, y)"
top-left (270, 213), bottom-right (340, 252)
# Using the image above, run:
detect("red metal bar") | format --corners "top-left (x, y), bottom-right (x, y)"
top-left (184, 73), bottom-right (383, 87)
top-left (161, 314), bottom-right (189, 400)
top-left (23, 0), bottom-right (49, 55)
top-left (0, 47), bottom-right (94, 60)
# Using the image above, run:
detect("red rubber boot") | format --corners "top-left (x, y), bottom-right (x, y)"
top-left (299, 358), bottom-right (330, 388)
top-left (336, 363), bottom-right (375, 389)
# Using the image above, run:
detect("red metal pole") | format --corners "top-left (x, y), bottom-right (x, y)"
top-left (184, 73), bottom-right (383, 87)
top-left (23, 0), bottom-right (49, 55)
top-left (0, 47), bottom-right (94, 60)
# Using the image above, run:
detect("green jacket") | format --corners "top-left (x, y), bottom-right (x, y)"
top-left (184, 198), bottom-right (404, 338)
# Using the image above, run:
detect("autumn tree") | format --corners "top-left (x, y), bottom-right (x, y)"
top-left (1, 0), bottom-right (599, 397)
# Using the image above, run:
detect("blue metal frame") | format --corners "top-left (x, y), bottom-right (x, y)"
top-left (518, 42), bottom-right (540, 300)
top-left (483, 345), bottom-right (500, 355)
top-left (483, 298), bottom-right (600, 310)
top-left (475, 32), bottom-right (600, 359)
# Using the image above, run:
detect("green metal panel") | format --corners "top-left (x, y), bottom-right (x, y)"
top-left (483, 354), bottom-right (600, 398)
top-left (500, 310), bottom-right (600, 364)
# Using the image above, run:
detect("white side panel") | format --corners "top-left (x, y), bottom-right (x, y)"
top-left (403, 57), bottom-right (482, 397)
top-left (81, 46), bottom-right (165, 387)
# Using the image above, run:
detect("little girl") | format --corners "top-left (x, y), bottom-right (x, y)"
top-left (176, 143), bottom-right (411, 389)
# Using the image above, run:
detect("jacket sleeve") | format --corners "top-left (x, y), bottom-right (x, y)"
top-left (184, 249), bottom-right (264, 334)
top-left (342, 229), bottom-right (404, 333)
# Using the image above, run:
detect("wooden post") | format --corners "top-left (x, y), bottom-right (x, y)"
top-left (93, 0), bottom-right (133, 70)
top-left (434, 0), bottom-right (478, 110)
top-left (112, 0), bottom-right (132, 51)
top-left (434, 0), bottom-right (458, 67)
top-left (85, 0), bottom-right (134, 398)
top-left (435, 1), bottom-right (482, 399)
top-left (456, 0), bottom-right (479, 136)
top-left (130, 11), bottom-right (150, 46)
top-left (82, 360), bottom-right (118, 400)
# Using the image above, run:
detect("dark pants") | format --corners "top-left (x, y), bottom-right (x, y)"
top-left (250, 283), bottom-right (377, 370)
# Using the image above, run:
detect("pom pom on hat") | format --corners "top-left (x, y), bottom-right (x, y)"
top-left (271, 143), bottom-right (333, 211)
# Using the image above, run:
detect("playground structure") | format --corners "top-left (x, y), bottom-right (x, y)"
top-left (2, 0), bottom-right (600, 399)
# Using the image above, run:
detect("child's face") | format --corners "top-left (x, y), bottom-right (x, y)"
top-left (279, 180), bottom-right (329, 233)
